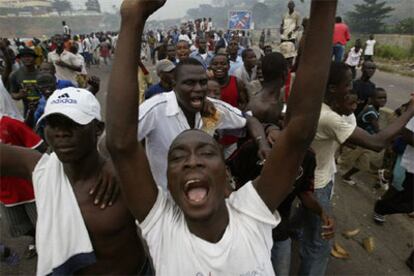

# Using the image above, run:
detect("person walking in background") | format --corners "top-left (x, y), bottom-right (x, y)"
top-left (332, 16), bottom-right (350, 62)
top-left (364, 34), bottom-right (377, 62)
top-left (62, 21), bottom-right (71, 36)
top-left (345, 38), bottom-right (363, 80)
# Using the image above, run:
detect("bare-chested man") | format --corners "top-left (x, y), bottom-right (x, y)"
top-left (106, 0), bottom-right (337, 274)
top-left (0, 88), bottom-right (147, 275)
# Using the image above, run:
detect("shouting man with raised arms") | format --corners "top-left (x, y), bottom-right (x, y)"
top-left (106, 0), bottom-right (338, 275)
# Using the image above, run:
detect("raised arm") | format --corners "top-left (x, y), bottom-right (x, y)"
top-left (0, 144), bottom-right (41, 180)
top-left (347, 98), bottom-right (414, 152)
top-left (254, 0), bottom-right (338, 212)
top-left (105, 0), bottom-right (166, 222)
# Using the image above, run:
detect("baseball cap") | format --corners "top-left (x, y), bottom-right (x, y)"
top-left (278, 42), bottom-right (297, 59)
top-left (155, 59), bottom-right (176, 75)
top-left (37, 87), bottom-right (101, 126)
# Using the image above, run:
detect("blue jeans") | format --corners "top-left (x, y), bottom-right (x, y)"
top-left (271, 238), bottom-right (291, 276)
top-left (332, 44), bottom-right (345, 62)
top-left (299, 181), bottom-right (333, 276)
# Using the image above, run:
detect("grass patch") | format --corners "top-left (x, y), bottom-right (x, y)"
top-left (375, 44), bottom-right (413, 61)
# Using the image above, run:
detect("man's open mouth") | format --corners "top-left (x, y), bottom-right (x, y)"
top-left (184, 179), bottom-right (209, 205)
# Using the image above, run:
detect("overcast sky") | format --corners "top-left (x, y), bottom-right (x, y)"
top-left (75, 0), bottom-right (212, 20)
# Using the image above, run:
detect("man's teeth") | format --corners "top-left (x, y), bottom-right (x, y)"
top-left (185, 179), bottom-right (200, 186)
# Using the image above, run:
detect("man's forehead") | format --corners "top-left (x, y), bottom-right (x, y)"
top-left (178, 65), bottom-right (207, 80)
top-left (170, 130), bottom-right (217, 149)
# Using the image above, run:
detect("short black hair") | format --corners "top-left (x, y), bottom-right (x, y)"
top-left (374, 87), bottom-right (386, 96)
top-left (211, 53), bottom-right (229, 64)
top-left (241, 48), bottom-right (254, 60)
top-left (36, 72), bottom-right (56, 83)
top-left (335, 16), bottom-right (342, 23)
top-left (261, 52), bottom-right (287, 82)
top-left (177, 40), bottom-right (190, 47)
top-left (174, 58), bottom-right (204, 79)
top-left (325, 62), bottom-right (350, 99)
top-left (327, 62), bottom-right (349, 86)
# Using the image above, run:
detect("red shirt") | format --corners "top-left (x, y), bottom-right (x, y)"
top-left (219, 76), bottom-right (240, 145)
top-left (284, 69), bottom-right (292, 102)
top-left (333, 23), bottom-right (351, 45)
top-left (0, 116), bottom-right (42, 206)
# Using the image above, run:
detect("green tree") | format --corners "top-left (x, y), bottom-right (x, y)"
top-left (52, 0), bottom-right (72, 15)
top-left (394, 17), bottom-right (414, 34)
top-left (347, 0), bottom-right (394, 34)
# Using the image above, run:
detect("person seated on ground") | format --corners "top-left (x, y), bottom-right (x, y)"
top-left (341, 87), bottom-right (388, 186)
top-left (144, 59), bottom-right (175, 100)
top-left (105, 0), bottom-right (337, 274)
top-left (0, 87), bottom-right (147, 275)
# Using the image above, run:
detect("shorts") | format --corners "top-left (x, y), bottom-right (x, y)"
top-left (339, 146), bottom-right (384, 173)
top-left (0, 202), bottom-right (37, 237)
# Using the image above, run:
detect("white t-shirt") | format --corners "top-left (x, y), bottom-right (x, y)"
top-left (75, 54), bottom-right (87, 75)
top-left (47, 50), bottom-right (81, 85)
top-left (311, 103), bottom-right (357, 189)
top-left (76, 41), bottom-right (84, 54)
top-left (364, 39), bottom-right (376, 56)
top-left (0, 79), bottom-right (24, 121)
top-left (63, 25), bottom-right (70, 35)
top-left (401, 117), bottom-right (414, 174)
top-left (138, 181), bottom-right (279, 276)
top-left (138, 92), bottom-right (247, 190)
top-left (229, 56), bottom-right (244, 76)
top-left (345, 47), bottom-right (363, 67)
top-left (207, 21), bottom-right (213, 32)
top-left (82, 39), bottom-right (92, 53)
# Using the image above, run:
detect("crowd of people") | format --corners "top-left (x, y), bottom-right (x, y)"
top-left (0, 0), bottom-right (413, 275)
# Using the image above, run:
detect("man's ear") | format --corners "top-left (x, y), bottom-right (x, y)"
top-left (328, 84), bottom-right (336, 94)
top-left (170, 78), bottom-right (176, 87)
top-left (96, 121), bottom-right (105, 137)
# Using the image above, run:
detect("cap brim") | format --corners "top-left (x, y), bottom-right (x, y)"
top-left (37, 109), bottom-right (95, 127)
top-left (161, 66), bottom-right (176, 73)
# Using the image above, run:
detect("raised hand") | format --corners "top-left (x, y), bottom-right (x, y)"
top-left (120, 0), bottom-right (166, 21)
